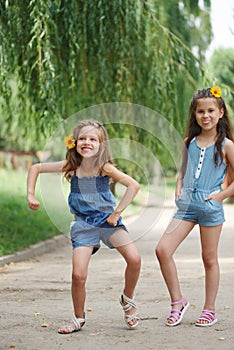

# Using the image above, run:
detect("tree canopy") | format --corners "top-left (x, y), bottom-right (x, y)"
top-left (0, 0), bottom-right (213, 151)
top-left (208, 48), bottom-right (234, 113)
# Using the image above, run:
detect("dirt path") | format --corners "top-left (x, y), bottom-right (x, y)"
top-left (1, 203), bottom-right (234, 350)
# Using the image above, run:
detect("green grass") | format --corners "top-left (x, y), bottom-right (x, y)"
top-left (0, 169), bottom-right (60, 256)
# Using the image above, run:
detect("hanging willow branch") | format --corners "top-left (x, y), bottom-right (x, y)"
top-left (0, 0), bottom-right (211, 150)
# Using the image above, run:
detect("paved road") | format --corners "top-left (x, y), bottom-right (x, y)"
top-left (1, 203), bottom-right (234, 350)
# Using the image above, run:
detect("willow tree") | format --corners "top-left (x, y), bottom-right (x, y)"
top-left (0, 0), bottom-right (212, 155)
top-left (208, 48), bottom-right (234, 112)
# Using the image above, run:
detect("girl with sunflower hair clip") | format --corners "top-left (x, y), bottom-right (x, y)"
top-left (27, 119), bottom-right (141, 333)
top-left (156, 87), bottom-right (234, 327)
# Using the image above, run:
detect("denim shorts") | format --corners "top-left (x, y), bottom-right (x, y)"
top-left (70, 218), bottom-right (128, 254)
top-left (174, 197), bottom-right (225, 226)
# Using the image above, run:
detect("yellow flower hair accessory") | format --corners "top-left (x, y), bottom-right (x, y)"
top-left (210, 86), bottom-right (222, 98)
top-left (64, 135), bottom-right (76, 149)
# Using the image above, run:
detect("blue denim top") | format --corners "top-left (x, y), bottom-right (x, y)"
top-left (183, 137), bottom-right (227, 195)
top-left (68, 170), bottom-right (116, 220)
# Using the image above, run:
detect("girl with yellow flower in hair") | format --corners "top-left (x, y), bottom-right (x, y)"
top-left (27, 120), bottom-right (141, 333)
top-left (156, 87), bottom-right (234, 327)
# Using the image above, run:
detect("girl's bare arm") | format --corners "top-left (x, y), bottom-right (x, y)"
top-left (206, 139), bottom-right (234, 201)
top-left (102, 163), bottom-right (140, 226)
top-left (27, 161), bottom-right (66, 210)
top-left (175, 140), bottom-right (187, 199)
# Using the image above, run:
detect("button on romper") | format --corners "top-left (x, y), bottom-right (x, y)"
top-left (174, 137), bottom-right (227, 226)
top-left (68, 170), bottom-right (127, 253)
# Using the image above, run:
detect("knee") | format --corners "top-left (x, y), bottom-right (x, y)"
top-left (72, 271), bottom-right (87, 286)
top-left (136, 253), bottom-right (141, 270)
top-left (134, 253), bottom-right (141, 271)
top-left (202, 252), bottom-right (218, 269)
top-left (128, 252), bottom-right (141, 271)
top-left (155, 243), bottom-right (170, 263)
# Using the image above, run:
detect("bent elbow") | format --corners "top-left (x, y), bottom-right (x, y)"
top-left (135, 182), bottom-right (140, 193)
top-left (132, 181), bottom-right (140, 195)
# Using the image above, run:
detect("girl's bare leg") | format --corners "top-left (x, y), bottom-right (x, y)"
top-left (155, 219), bottom-right (195, 322)
top-left (58, 246), bottom-right (93, 333)
top-left (196, 224), bottom-right (222, 325)
top-left (109, 229), bottom-right (141, 326)
top-left (72, 246), bottom-right (93, 317)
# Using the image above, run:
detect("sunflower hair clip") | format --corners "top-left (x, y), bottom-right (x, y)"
top-left (210, 86), bottom-right (222, 98)
top-left (64, 134), bottom-right (76, 149)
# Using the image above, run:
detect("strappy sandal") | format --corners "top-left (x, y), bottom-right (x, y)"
top-left (120, 292), bottom-right (139, 329)
top-left (166, 297), bottom-right (190, 326)
top-left (195, 309), bottom-right (217, 327)
top-left (58, 313), bottom-right (86, 334)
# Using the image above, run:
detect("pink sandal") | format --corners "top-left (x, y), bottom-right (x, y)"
top-left (166, 297), bottom-right (190, 327)
top-left (195, 309), bottom-right (217, 327)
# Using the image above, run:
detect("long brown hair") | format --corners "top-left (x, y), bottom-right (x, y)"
top-left (185, 88), bottom-right (233, 166)
top-left (62, 120), bottom-right (113, 181)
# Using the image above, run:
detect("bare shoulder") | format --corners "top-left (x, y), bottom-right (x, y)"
top-left (224, 139), bottom-right (234, 165)
top-left (102, 162), bottom-right (140, 189)
top-left (224, 139), bottom-right (234, 153)
top-left (224, 138), bottom-right (234, 146)
top-left (181, 138), bottom-right (188, 155)
top-left (102, 163), bottom-right (124, 183)
top-left (102, 162), bottom-right (118, 176)
top-left (180, 138), bottom-right (188, 150)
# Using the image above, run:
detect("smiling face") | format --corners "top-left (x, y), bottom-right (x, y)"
top-left (76, 125), bottom-right (101, 158)
top-left (195, 98), bottom-right (224, 132)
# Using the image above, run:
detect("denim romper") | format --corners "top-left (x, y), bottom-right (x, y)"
top-left (68, 170), bottom-right (127, 253)
top-left (174, 137), bottom-right (227, 226)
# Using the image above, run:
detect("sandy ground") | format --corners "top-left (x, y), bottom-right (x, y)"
top-left (1, 201), bottom-right (234, 350)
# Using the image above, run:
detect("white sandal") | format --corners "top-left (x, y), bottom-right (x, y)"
top-left (120, 293), bottom-right (139, 329)
top-left (58, 313), bottom-right (86, 334)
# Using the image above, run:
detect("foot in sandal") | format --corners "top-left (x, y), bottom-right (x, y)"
top-left (195, 309), bottom-right (217, 327)
top-left (120, 292), bottom-right (139, 329)
top-left (58, 313), bottom-right (86, 334)
top-left (166, 297), bottom-right (190, 326)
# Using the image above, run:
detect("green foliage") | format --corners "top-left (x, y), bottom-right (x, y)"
top-left (106, 122), bottom-right (175, 181)
top-left (0, 169), bottom-right (59, 256)
top-left (208, 48), bottom-right (234, 113)
top-left (0, 0), bottom-right (212, 151)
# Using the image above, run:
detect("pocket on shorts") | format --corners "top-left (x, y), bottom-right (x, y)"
top-left (175, 198), bottom-right (190, 211)
top-left (69, 218), bottom-right (90, 240)
top-left (206, 199), bottom-right (222, 211)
